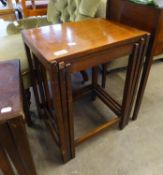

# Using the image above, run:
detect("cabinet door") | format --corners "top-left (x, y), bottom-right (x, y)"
top-left (154, 11), bottom-right (163, 55)
top-left (107, 0), bottom-right (160, 33)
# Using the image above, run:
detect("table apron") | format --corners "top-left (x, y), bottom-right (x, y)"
top-left (66, 43), bottom-right (133, 73)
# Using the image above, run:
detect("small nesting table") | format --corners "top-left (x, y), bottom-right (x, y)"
top-left (0, 60), bottom-right (37, 175)
top-left (107, 0), bottom-right (163, 122)
top-left (22, 19), bottom-right (149, 162)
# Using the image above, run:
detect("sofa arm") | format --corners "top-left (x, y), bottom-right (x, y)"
top-left (7, 16), bottom-right (51, 35)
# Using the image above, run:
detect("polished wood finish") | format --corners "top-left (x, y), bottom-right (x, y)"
top-left (23, 19), bottom-right (147, 64)
top-left (0, 60), bottom-right (37, 175)
top-left (22, 18), bottom-right (149, 162)
top-left (107, 0), bottom-right (163, 121)
top-left (21, 0), bottom-right (47, 17)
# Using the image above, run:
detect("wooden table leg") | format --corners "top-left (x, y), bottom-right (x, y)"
top-left (24, 43), bottom-right (42, 117)
top-left (40, 64), bottom-right (53, 109)
top-left (92, 66), bottom-right (99, 100)
top-left (58, 62), bottom-right (75, 161)
top-left (120, 35), bottom-right (150, 128)
top-left (33, 55), bottom-right (47, 111)
top-left (101, 64), bottom-right (107, 88)
top-left (132, 38), bottom-right (153, 121)
top-left (20, 70), bottom-right (33, 126)
top-left (65, 64), bottom-right (75, 159)
top-left (0, 145), bottom-right (15, 175)
top-left (120, 43), bottom-right (140, 129)
top-left (127, 36), bottom-right (149, 122)
top-left (49, 63), bottom-right (73, 162)
top-left (80, 70), bottom-right (88, 82)
top-left (23, 88), bottom-right (33, 126)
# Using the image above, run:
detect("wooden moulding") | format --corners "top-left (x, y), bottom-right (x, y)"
top-left (75, 117), bottom-right (120, 146)
top-left (94, 85), bottom-right (121, 116)
top-left (72, 85), bottom-right (93, 101)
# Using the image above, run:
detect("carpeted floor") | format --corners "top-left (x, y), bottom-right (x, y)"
top-left (27, 60), bottom-right (163, 175)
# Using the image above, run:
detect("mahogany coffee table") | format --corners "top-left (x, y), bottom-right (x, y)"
top-left (22, 18), bottom-right (149, 162)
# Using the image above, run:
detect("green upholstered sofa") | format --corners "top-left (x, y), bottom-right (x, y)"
top-left (0, 0), bottom-right (104, 90)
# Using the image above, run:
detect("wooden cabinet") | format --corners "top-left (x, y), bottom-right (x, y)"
top-left (154, 11), bottom-right (163, 55)
top-left (107, 0), bottom-right (163, 56)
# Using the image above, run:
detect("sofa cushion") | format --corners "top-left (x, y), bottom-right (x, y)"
top-left (0, 34), bottom-right (30, 89)
top-left (79, 0), bottom-right (101, 18)
top-left (96, 0), bottom-right (107, 18)
top-left (47, 0), bottom-right (102, 23)
top-left (48, 0), bottom-right (81, 23)
top-left (75, 14), bottom-right (93, 21)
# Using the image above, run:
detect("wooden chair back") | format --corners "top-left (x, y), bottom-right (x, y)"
top-left (21, 0), bottom-right (48, 17)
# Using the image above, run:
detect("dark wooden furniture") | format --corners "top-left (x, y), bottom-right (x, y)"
top-left (22, 18), bottom-right (149, 162)
top-left (106, 0), bottom-right (163, 121)
top-left (0, 60), bottom-right (37, 175)
top-left (20, 0), bottom-right (48, 17)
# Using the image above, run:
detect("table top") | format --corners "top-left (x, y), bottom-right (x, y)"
top-left (22, 18), bottom-right (148, 64)
top-left (0, 60), bottom-right (24, 123)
